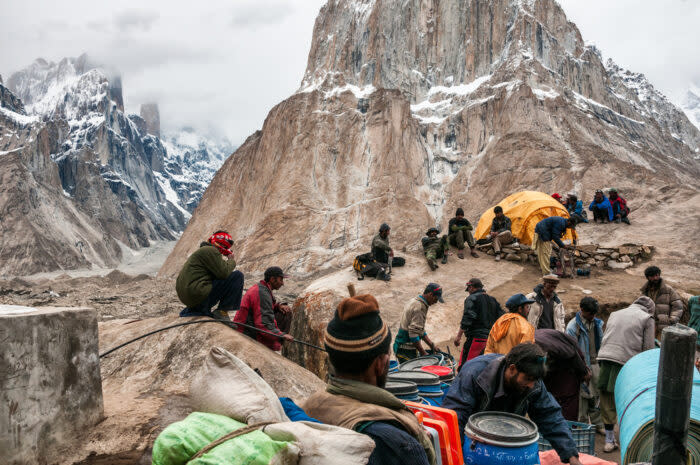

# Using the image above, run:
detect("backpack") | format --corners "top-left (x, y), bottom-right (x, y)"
top-left (352, 253), bottom-right (389, 281)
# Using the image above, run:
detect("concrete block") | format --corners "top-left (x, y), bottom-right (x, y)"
top-left (0, 306), bottom-right (103, 465)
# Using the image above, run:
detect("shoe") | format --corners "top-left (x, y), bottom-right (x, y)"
top-left (615, 218), bottom-right (621, 223)
top-left (603, 441), bottom-right (618, 453)
top-left (441, 255), bottom-right (448, 264)
top-left (428, 259), bottom-right (438, 271)
top-left (622, 217), bottom-right (630, 225)
top-left (470, 250), bottom-right (479, 258)
top-left (495, 255), bottom-right (501, 261)
top-left (458, 251), bottom-right (464, 259)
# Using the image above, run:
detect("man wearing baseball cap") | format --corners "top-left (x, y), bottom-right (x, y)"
top-left (484, 293), bottom-right (536, 355)
top-left (233, 266), bottom-right (294, 351)
top-left (304, 294), bottom-right (436, 465)
top-left (393, 283), bottom-right (444, 362)
top-left (454, 278), bottom-right (504, 370)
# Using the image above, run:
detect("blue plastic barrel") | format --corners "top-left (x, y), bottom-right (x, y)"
top-left (463, 412), bottom-right (540, 465)
top-left (615, 348), bottom-right (700, 464)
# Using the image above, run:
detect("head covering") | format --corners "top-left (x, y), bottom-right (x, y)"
top-left (426, 227), bottom-right (440, 235)
top-left (264, 266), bottom-right (289, 281)
top-left (595, 189), bottom-right (603, 194)
top-left (633, 296), bottom-right (656, 315)
top-left (608, 188), bottom-right (618, 193)
top-left (456, 208), bottom-right (464, 216)
top-left (543, 274), bottom-right (560, 284)
top-left (424, 283), bottom-right (445, 302)
top-left (379, 223), bottom-right (391, 232)
top-left (324, 294), bottom-right (390, 361)
top-left (551, 193), bottom-right (562, 201)
top-left (465, 278), bottom-right (483, 291)
top-left (208, 231), bottom-right (234, 256)
top-left (506, 293), bottom-right (536, 310)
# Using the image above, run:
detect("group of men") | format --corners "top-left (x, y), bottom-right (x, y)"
top-left (553, 189), bottom-right (630, 225)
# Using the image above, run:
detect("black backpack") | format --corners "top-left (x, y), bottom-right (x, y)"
top-left (352, 253), bottom-right (389, 281)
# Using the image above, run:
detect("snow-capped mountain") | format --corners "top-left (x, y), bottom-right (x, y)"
top-left (0, 55), bottom-right (230, 275)
top-left (682, 85), bottom-right (700, 133)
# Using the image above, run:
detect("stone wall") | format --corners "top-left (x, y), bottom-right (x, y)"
top-left (476, 242), bottom-right (654, 270)
top-left (0, 306), bottom-right (103, 465)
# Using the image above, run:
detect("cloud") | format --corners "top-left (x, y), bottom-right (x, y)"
top-left (113, 9), bottom-right (160, 32)
top-left (230, 1), bottom-right (295, 28)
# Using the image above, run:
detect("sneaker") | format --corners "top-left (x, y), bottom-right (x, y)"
top-left (603, 441), bottom-right (618, 453)
top-left (495, 255), bottom-right (501, 261)
top-left (441, 255), bottom-right (448, 264)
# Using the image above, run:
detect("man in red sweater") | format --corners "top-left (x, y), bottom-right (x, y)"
top-left (233, 266), bottom-right (294, 351)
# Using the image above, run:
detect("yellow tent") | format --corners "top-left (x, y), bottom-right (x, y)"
top-left (474, 191), bottom-right (575, 246)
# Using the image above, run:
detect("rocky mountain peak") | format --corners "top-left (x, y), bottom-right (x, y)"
top-left (140, 103), bottom-right (160, 138)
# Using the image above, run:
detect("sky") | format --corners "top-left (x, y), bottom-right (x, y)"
top-left (1, 0), bottom-right (699, 144)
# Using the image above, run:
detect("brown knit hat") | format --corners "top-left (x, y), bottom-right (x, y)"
top-left (324, 294), bottom-right (390, 361)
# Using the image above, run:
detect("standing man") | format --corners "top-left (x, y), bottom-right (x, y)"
top-left (588, 189), bottom-right (613, 223)
top-left (303, 294), bottom-right (436, 465)
top-left (532, 216), bottom-right (577, 275)
top-left (454, 278), bottom-right (504, 370)
top-left (566, 297), bottom-right (604, 433)
top-left (177, 230), bottom-right (244, 319)
top-left (421, 227), bottom-right (449, 271)
top-left (526, 275), bottom-right (566, 331)
top-left (641, 266), bottom-right (683, 336)
top-left (233, 266), bottom-right (294, 352)
top-left (489, 206), bottom-right (513, 261)
top-left (596, 296), bottom-right (656, 452)
top-left (442, 343), bottom-right (583, 465)
top-left (484, 294), bottom-right (536, 355)
top-left (448, 208), bottom-right (479, 259)
top-left (534, 329), bottom-right (589, 422)
top-left (393, 284), bottom-right (444, 362)
top-left (371, 223), bottom-right (405, 269)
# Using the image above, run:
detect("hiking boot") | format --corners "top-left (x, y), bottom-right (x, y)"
top-left (441, 255), bottom-right (448, 264)
top-left (457, 251), bottom-right (464, 259)
top-left (622, 217), bottom-right (630, 225)
top-left (470, 249), bottom-right (479, 258)
top-left (428, 259), bottom-right (438, 271)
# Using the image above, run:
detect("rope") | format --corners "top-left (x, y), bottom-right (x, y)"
top-left (186, 422), bottom-right (275, 462)
top-left (99, 317), bottom-right (326, 358)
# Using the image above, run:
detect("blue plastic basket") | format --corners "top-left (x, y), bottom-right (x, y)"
top-left (538, 420), bottom-right (595, 456)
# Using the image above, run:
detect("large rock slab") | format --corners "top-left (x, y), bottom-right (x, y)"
top-left (0, 306), bottom-right (102, 465)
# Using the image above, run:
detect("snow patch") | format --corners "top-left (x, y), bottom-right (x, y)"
top-left (428, 74), bottom-right (492, 97)
top-left (532, 87), bottom-right (559, 100)
top-left (0, 106), bottom-right (39, 125)
top-left (324, 84), bottom-right (376, 99)
top-left (154, 171), bottom-right (191, 218)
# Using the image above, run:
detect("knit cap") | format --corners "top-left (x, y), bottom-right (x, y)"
top-left (324, 294), bottom-right (391, 363)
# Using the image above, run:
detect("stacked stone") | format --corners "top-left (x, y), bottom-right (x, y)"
top-left (476, 242), bottom-right (653, 270)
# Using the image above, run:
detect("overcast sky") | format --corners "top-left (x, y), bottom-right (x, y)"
top-left (1, 0), bottom-right (698, 143)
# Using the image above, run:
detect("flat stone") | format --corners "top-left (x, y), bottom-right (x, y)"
top-left (505, 253), bottom-right (522, 261)
top-left (610, 252), bottom-right (620, 259)
top-left (519, 253), bottom-right (529, 261)
top-left (596, 248), bottom-right (614, 254)
top-left (608, 260), bottom-right (633, 270)
top-left (501, 247), bottom-right (517, 254)
top-left (586, 258), bottom-right (597, 265)
top-left (577, 244), bottom-right (598, 254)
top-left (620, 255), bottom-right (632, 263)
top-left (618, 245), bottom-right (640, 255)
top-left (594, 255), bottom-right (607, 261)
top-left (518, 244), bottom-right (531, 251)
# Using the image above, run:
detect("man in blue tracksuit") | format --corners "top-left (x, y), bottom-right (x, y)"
top-left (588, 189), bottom-right (614, 223)
top-left (532, 216), bottom-right (577, 275)
top-left (442, 343), bottom-right (582, 465)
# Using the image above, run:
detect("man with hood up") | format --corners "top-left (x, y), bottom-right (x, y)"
top-left (484, 294), bottom-right (536, 355)
top-left (596, 296), bottom-right (656, 452)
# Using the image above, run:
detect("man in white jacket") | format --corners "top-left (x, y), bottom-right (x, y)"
top-left (526, 275), bottom-right (566, 331)
top-left (596, 296), bottom-right (655, 452)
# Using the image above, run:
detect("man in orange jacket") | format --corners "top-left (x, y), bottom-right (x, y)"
top-left (485, 294), bottom-right (536, 354)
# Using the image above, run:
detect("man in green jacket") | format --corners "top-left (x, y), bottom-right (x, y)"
top-left (421, 227), bottom-right (449, 271)
top-left (176, 230), bottom-right (244, 319)
top-left (448, 208), bottom-right (478, 259)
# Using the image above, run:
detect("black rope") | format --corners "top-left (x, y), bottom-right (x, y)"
top-left (99, 317), bottom-right (326, 358)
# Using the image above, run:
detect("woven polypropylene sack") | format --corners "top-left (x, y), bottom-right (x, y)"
top-left (189, 347), bottom-right (287, 424)
top-left (264, 421), bottom-right (375, 465)
top-left (151, 412), bottom-right (299, 465)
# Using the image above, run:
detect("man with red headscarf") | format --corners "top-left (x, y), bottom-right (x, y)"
top-left (176, 230), bottom-right (244, 319)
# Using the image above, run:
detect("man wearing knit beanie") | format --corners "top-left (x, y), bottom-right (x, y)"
top-left (303, 294), bottom-right (436, 465)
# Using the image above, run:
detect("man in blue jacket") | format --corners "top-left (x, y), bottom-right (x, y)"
top-left (588, 190), bottom-right (613, 223)
top-left (532, 216), bottom-right (577, 275)
top-left (442, 343), bottom-right (582, 465)
top-left (566, 297), bottom-right (604, 434)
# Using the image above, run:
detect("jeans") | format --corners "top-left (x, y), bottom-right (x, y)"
top-left (180, 270), bottom-right (244, 318)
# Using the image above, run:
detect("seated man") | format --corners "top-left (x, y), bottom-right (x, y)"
top-left (608, 188), bottom-right (630, 224)
top-left (489, 206), bottom-right (513, 261)
top-left (233, 266), bottom-right (294, 351)
top-left (448, 208), bottom-right (478, 259)
top-left (532, 216), bottom-right (577, 275)
top-left (176, 230), bottom-right (244, 319)
top-left (421, 227), bottom-right (449, 271)
top-left (303, 294), bottom-right (436, 465)
top-left (442, 343), bottom-right (582, 465)
top-left (588, 189), bottom-right (613, 223)
top-left (371, 223), bottom-right (405, 268)
top-left (393, 284), bottom-right (443, 362)
top-left (484, 293), bottom-right (535, 355)
top-left (565, 194), bottom-right (588, 223)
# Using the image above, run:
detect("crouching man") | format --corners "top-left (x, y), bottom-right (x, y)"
top-left (442, 343), bottom-right (582, 465)
top-left (176, 230), bottom-right (244, 319)
top-left (304, 294), bottom-right (437, 465)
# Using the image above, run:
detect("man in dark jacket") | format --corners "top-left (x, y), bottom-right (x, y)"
top-left (534, 329), bottom-right (589, 421)
top-left (532, 216), bottom-right (576, 275)
top-left (421, 227), bottom-right (449, 271)
top-left (371, 223), bottom-right (405, 269)
top-left (448, 208), bottom-right (478, 258)
top-left (442, 343), bottom-right (582, 465)
top-left (454, 278), bottom-right (504, 370)
top-left (176, 231), bottom-right (244, 319)
top-left (641, 265), bottom-right (684, 336)
top-left (304, 294), bottom-right (436, 465)
top-left (489, 206), bottom-right (513, 261)
top-left (233, 266), bottom-right (294, 351)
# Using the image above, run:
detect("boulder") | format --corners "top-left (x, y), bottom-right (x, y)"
top-left (577, 245), bottom-right (599, 254)
top-left (620, 255), bottom-right (632, 263)
top-left (608, 260), bottom-right (633, 270)
top-left (505, 253), bottom-right (522, 262)
top-left (610, 252), bottom-right (620, 259)
top-left (618, 245), bottom-right (640, 255)
top-left (594, 255), bottom-right (607, 261)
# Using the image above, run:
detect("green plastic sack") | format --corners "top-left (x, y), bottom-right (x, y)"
top-left (152, 412), bottom-right (298, 465)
